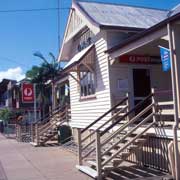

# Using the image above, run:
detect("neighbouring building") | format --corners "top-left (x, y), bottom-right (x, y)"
top-left (0, 79), bottom-right (17, 110)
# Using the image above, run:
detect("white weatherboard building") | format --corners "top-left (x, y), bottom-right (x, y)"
top-left (58, 1), bottom-right (180, 179)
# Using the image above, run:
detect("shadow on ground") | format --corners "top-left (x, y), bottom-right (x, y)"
top-left (105, 165), bottom-right (172, 180)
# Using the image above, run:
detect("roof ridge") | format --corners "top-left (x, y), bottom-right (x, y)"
top-left (167, 3), bottom-right (180, 17)
top-left (76, 0), bottom-right (169, 12)
top-left (171, 3), bottom-right (180, 11)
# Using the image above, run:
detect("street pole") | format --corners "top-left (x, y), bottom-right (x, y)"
top-left (58, 0), bottom-right (60, 51)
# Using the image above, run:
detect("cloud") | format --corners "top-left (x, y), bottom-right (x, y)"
top-left (0, 67), bottom-right (25, 82)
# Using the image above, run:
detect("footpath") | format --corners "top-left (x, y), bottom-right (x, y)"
top-left (0, 134), bottom-right (91, 180)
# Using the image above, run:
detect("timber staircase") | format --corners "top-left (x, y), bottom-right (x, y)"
top-left (76, 91), bottom-right (159, 179)
top-left (31, 104), bottom-right (71, 146)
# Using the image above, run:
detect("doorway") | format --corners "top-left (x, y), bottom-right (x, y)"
top-left (133, 68), bottom-right (151, 115)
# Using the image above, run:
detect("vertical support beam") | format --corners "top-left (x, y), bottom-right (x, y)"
top-left (19, 125), bottom-right (22, 142)
top-left (96, 130), bottom-right (102, 180)
top-left (77, 128), bottom-right (82, 165)
top-left (126, 92), bottom-right (130, 122)
top-left (31, 124), bottom-right (34, 142)
top-left (151, 88), bottom-right (156, 123)
top-left (35, 124), bottom-right (39, 146)
top-left (167, 23), bottom-right (180, 180)
top-left (52, 82), bottom-right (56, 110)
top-left (16, 124), bottom-right (20, 141)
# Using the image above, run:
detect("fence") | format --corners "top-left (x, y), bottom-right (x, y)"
top-left (127, 135), bottom-right (172, 172)
top-left (3, 124), bottom-right (16, 139)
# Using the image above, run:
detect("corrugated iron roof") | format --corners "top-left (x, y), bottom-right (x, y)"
top-left (77, 1), bottom-right (168, 29)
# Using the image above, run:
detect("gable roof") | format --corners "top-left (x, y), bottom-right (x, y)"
top-left (59, 0), bottom-right (177, 62)
top-left (76, 1), bottom-right (168, 29)
top-left (105, 6), bottom-right (180, 55)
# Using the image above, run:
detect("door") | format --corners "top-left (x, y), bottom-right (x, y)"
top-left (133, 69), bottom-right (151, 115)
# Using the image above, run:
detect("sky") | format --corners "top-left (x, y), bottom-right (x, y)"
top-left (0, 0), bottom-right (179, 82)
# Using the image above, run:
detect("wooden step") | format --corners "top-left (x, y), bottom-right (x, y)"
top-left (134, 138), bottom-right (146, 145)
top-left (112, 158), bottom-right (123, 167)
top-left (120, 151), bottom-right (130, 158)
top-left (76, 165), bottom-right (97, 179)
top-left (127, 144), bottom-right (139, 151)
top-left (86, 160), bottom-right (97, 167)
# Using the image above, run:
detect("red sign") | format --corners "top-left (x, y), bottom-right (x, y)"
top-left (22, 83), bottom-right (34, 103)
top-left (119, 55), bottom-right (161, 64)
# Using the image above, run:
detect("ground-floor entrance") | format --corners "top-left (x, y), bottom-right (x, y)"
top-left (133, 68), bottom-right (151, 115)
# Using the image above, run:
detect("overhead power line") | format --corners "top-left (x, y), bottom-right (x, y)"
top-left (0, 7), bottom-right (70, 13)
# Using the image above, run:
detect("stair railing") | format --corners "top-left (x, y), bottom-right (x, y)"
top-left (95, 90), bottom-right (157, 177)
top-left (38, 107), bottom-right (68, 136)
top-left (77, 94), bottom-right (129, 165)
top-left (32, 104), bottom-right (70, 145)
top-left (154, 89), bottom-right (174, 127)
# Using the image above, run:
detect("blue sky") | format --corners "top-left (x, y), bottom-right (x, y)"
top-left (0, 0), bottom-right (179, 81)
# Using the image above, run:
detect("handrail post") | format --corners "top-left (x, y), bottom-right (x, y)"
top-left (77, 128), bottom-right (82, 165)
top-left (151, 88), bottom-right (156, 123)
top-left (31, 123), bottom-right (34, 142)
top-left (126, 92), bottom-right (130, 122)
top-left (65, 105), bottom-right (68, 123)
top-left (18, 124), bottom-right (22, 142)
top-left (16, 124), bottom-right (21, 141)
top-left (35, 123), bottom-right (39, 145)
top-left (96, 130), bottom-right (102, 180)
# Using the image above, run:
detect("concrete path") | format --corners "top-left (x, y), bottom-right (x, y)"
top-left (0, 134), bottom-right (91, 180)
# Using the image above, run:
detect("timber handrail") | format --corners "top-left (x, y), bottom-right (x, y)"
top-left (101, 112), bottom-right (154, 156)
top-left (81, 97), bottom-right (128, 134)
top-left (82, 102), bottom-right (154, 160)
top-left (100, 93), bottom-right (153, 136)
top-left (33, 104), bottom-right (67, 125)
top-left (38, 110), bottom-right (68, 135)
top-left (102, 120), bottom-right (155, 166)
top-left (81, 105), bottom-right (128, 144)
top-left (101, 102), bottom-right (154, 147)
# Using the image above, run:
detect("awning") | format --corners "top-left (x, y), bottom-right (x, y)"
top-left (63, 44), bottom-right (95, 72)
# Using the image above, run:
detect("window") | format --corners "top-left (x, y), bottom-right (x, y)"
top-left (79, 65), bottom-right (95, 97)
top-left (76, 29), bottom-right (94, 52)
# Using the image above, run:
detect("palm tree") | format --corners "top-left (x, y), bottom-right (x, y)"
top-left (26, 52), bottom-right (62, 118)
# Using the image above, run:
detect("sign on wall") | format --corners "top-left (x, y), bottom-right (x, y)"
top-left (119, 55), bottom-right (161, 64)
top-left (22, 83), bottom-right (34, 103)
top-left (117, 79), bottom-right (128, 91)
top-left (159, 46), bottom-right (171, 72)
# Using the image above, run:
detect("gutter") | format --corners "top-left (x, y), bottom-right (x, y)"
top-left (99, 24), bottom-right (145, 32)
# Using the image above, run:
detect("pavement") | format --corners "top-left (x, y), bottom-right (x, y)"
top-left (0, 134), bottom-right (92, 180)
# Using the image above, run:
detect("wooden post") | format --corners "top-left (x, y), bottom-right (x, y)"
top-left (77, 128), bottom-right (82, 165)
top-left (96, 130), bottom-right (102, 180)
top-left (15, 124), bottom-right (18, 140)
top-left (19, 125), bottom-right (22, 142)
top-left (65, 105), bottom-right (68, 123)
top-left (31, 124), bottom-right (34, 142)
top-left (35, 124), bottom-right (39, 145)
top-left (151, 88), bottom-right (156, 123)
top-left (167, 23), bottom-right (180, 180)
top-left (126, 92), bottom-right (130, 122)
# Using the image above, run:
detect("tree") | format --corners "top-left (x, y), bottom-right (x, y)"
top-left (26, 52), bottom-right (62, 118)
top-left (0, 109), bottom-right (22, 124)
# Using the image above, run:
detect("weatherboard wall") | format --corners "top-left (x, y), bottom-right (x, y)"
top-left (69, 31), bottom-right (112, 129)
